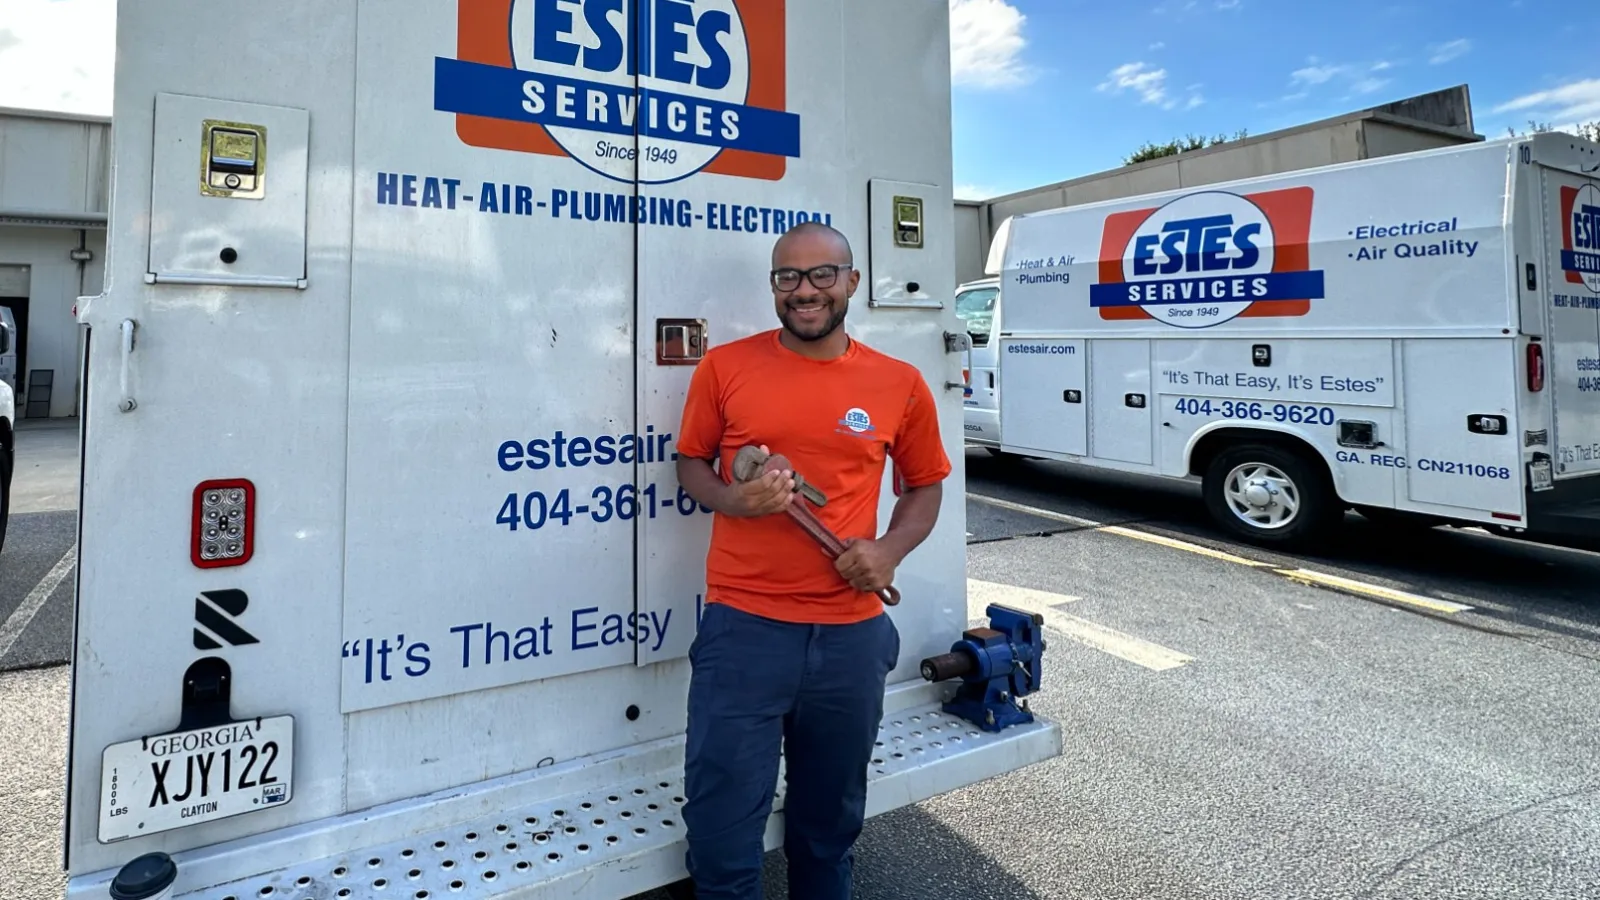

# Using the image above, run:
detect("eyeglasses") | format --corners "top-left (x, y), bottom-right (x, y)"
top-left (771, 264), bottom-right (852, 292)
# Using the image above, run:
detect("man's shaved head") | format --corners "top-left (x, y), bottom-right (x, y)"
top-left (772, 221), bottom-right (853, 268)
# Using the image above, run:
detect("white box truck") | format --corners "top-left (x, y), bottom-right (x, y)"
top-left (986, 134), bottom-right (1600, 548)
top-left (62, 2), bottom-right (1061, 898)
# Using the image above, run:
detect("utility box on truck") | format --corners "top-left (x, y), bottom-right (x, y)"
top-left (990, 134), bottom-right (1600, 547)
top-left (64, 2), bottom-right (1062, 898)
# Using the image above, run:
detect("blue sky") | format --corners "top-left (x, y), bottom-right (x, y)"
top-left (2, 0), bottom-right (1596, 204)
top-left (951, 0), bottom-right (1600, 198)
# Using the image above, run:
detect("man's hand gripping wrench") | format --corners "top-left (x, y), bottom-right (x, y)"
top-left (731, 445), bottom-right (902, 607)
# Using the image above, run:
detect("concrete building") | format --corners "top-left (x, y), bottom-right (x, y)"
top-left (954, 85), bottom-right (1484, 285)
top-left (0, 106), bottom-right (111, 418)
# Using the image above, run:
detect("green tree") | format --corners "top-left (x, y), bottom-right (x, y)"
top-left (1124, 129), bottom-right (1249, 166)
top-left (1505, 119), bottom-right (1600, 142)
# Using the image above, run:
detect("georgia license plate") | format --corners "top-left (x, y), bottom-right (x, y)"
top-left (1531, 459), bottom-right (1554, 492)
top-left (99, 715), bottom-right (293, 843)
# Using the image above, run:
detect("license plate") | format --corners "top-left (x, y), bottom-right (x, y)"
top-left (1531, 460), bottom-right (1554, 492)
top-left (99, 715), bottom-right (293, 843)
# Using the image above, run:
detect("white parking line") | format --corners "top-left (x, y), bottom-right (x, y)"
top-left (966, 577), bottom-right (1082, 618)
top-left (1046, 611), bottom-right (1197, 672)
top-left (0, 544), bottom-right (77, 661)
top-left (965, 577), bottom-right (1195, 672)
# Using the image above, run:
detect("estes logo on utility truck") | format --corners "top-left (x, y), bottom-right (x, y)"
top-left (1088, 187), bottom-right (1327, 329)
top-left (1560, 182), bottom-right (1600, 296)
top-left (437, 0), bottom-right (796, 184)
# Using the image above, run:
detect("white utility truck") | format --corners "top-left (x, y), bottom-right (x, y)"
top-left (63, 2), bottom-right (1061, 899)
top-left (987, 134), bottom-right (1600, 548)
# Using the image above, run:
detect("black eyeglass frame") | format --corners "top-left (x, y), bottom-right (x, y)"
top-left (770, 264), bottom-right (854, 291)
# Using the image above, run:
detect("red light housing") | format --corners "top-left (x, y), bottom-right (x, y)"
top-left (192, 478), bottom-right (255, 568)
top-left (1528, 341), bottom-right (1545, 392)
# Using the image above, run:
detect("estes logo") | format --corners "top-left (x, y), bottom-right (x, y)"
top-left (1560, 183), bottom-right (1600, 295)
top-left (1089, 187), bottom-right (1326, 328)
top-left (435, 0), bottom-right (796, 184)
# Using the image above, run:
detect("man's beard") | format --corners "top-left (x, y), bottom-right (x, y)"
top-left (781, 299), bottom-right (848, 342)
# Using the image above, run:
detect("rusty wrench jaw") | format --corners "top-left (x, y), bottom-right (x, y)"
top-left (729, 445), bottom-right (901, 607)
top-left (733, 445), bottom-right (827, 507)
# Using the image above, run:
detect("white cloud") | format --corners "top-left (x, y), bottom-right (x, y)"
top-left (0, 0), bottom-right (116, 115)
top-left (1099, 62), bottom-right (1171, 106)
top-left (1428, 38), bottom-right (1471, 64)
top-left (1216, 0), bottom-right (1242, 9)
top-left (1492, 78), bottom-right (1600, 125)
top-left (1149, 41), bottom-right (1167, 50)
top-left (950, 0), bottom-right (1032, 89)
top-left (1286, 55), bottom-right (1402, 101)
top-left (955, 184), bottom-right (1000, 201)
top-left (1097, 62), bottom-right (1202, 111)
top-left (1291, 64), bottom-right (1346, 86)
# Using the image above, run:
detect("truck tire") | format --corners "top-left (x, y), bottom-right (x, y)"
top-left (1202, 443), bottom-right (1338, 548)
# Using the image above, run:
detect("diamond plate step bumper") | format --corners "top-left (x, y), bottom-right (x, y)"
top-left (68, 681), bottom-right (1061, 900)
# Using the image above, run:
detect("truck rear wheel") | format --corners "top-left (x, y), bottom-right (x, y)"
top-left (1202, 443), bottom-right (1337, 548)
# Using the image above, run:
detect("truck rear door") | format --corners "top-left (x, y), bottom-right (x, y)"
top-left (1543, 167), bottom-right (1600, 479)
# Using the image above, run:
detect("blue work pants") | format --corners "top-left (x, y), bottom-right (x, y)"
top-left (682, 601), bottom-right (901, 900)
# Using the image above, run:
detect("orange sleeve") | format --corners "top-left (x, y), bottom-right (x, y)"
top-left (890, 370), bottom-right (952, 487)
top-left (674, 352), bottom-right (725, 462)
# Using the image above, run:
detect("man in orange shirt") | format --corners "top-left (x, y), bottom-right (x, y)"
top-left (674, 221), bottom-right (952, 899)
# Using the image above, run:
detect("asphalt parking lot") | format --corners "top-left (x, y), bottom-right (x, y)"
top-left (4, 436), bottom-right (1599, 899)
top-left (0, 416), bottom-right (78, 673)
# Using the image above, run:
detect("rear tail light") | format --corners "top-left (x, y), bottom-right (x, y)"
top-left (1527, 341), bottom-right (1545, 392)
top-left (193, 478), bottom-right (255, 568)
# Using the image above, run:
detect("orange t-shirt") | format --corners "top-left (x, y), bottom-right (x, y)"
top-left (675, 329), bottom-right (952, 625)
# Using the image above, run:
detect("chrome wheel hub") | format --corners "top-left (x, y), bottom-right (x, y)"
top-left (1223, 462), bottom-right (1300, 530)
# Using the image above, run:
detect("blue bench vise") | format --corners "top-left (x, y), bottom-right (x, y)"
top-left (918, 603), bottom-right (1045, 733)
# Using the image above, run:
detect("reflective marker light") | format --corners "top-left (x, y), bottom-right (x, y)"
top-left (192, 478), bottom-right (255, 568)
top-left (1527, 341), bottom-right (1545, 392)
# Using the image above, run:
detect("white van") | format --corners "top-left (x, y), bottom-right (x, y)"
top-left (955, 276), bottom-right (1002, 449)
top-left (0, 306), bottom-right (17, 397)
top-left (991, 133), bottom-right (1600, 549)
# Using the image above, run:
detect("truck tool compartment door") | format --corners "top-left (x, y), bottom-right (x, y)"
top-left (998, 338), bottom-right (1088, 457)
top-left (1545, 168), bottom-right (1600, 479)
top-left (340, 0), bottom-right (644, 724)
top-left (1089, 340), bottom-right (1153, 465)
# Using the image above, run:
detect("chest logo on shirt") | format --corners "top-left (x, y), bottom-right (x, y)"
top-left (836, 407), bottom-right (878, 441)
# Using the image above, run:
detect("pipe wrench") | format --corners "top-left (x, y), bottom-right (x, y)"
top-left (731, 444), bottom-right (902, 607)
